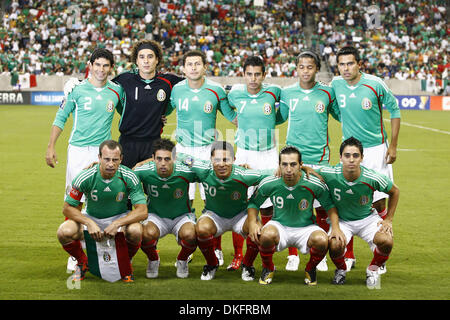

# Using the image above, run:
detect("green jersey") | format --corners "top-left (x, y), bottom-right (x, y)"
top-left (319, 164), bottom-right (393, 221)
top-left (279, 81), bottom-right (340, 164)
top-left (228, 83), bottom-right (283, 151)
top-left (133, 162), bottom-right (199, 219)
top-left (53, 79), bottom-right (126, 147)
top-left (178, 153), bottom-right (272, 218)
top-left (167, 78), bottom-right (235, 147)
top-left (249, 175), bottom-right (335, 228)
top-left (331, 72), bottom-right (401, 148)
top-left (65, 164), bottom-right (147, 219)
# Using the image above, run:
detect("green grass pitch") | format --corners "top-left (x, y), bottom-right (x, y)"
top-left (0, 105), bottom-right (449, 301)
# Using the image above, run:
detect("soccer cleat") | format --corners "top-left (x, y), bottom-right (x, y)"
top-left (215, 249), bottom-right (224, 266)
top-left (285, 254), bottom-right (300, 271)
top-left (332, 269), bottom-right (347, 285)
top-left (73, 262), bottom-right (89, 281)
top-left (304, 268), bottom-right (317, 286)
top-left (176, 259), bottom-right (189, 278)
top-left (366, 267), bottom-right (381, 289)
top-left (66, 256), bottom-right (78, 274)
top-left (200, 264), bottom-right (218, 280)
top-left (241, 264), bottom-right (255, 281)
top-left (227, 254), bottom-right (243, 271)
top-left (378, 263), bottom-right (387, 275)
top-left (317, 256), bottom-right (328, 272)
top-left (344, 258), bottom-right (356, 271)
top-left (259, 267), bottom-right (275, 285)
top-left (173, 253), bottom-right (194, 267)
top-left (146, 259), bottom-right (160, 279)
top-left (122, 274), bottom-right (134, 283)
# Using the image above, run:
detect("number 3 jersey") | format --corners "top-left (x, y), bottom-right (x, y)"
top-left (248, 175), bottom-right (335, 228)
top-left (65, 164), bottom-right (147, 219)
top-left (319, 164), bottom-right (393, 221)
top-left (53, 79), bottom-right (126, 147)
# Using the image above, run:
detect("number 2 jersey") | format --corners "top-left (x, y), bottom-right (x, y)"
top-left (249, 175), bottom-right (335, 228)
top-left (319, 164), bottom-right (393, 221)
top-left (53, 79), bottom-right (126, 147)
top-left (65, 164), bottom-right (147, 219)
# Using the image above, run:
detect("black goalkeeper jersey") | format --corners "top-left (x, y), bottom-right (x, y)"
top-left (113, 69), bottom-right (183, 141)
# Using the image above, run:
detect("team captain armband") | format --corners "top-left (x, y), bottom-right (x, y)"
top-left (69, 187), bottom-right (83, 201)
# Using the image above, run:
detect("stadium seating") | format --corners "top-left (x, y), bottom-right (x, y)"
top-left (0, 0), bottom-right (447, 91)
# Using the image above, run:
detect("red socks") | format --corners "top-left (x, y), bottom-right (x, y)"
top-left (141, 239), bottom-right (159, 261)
top-left (331, 252), bottom-right (347, 271)
top-left (232, 232), bottom-right (244, 256)
top-left (213, 235), bottom-right (222, 251)
top-left (197, 235), bottom-right (218, 266)
top-left (369, 247), bottom-right (390, 270)
top-left (126, 240), bottom-right (141, 260)
top-left (177, 239), bottom-right (197, 261)
top-left (344, 237), bottom-right (355, 259)
top-left (242, 237), bottom-right (259, 266)
top-left (306, 247), bottom-right (327, 271)
top-left (259, 244), bottom-right (276, 271)
top-left (62, 240), bottom-right (87, 264)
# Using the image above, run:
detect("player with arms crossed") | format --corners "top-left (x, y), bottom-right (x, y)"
top-left (246, 146), bottom-right (338, 286)
top-left (331, 45), bottom-right (400, 272)
top-left (321, 137), bottom-right (399, 288)
top-left (133, 139), bottom-right (199, 279)
top-left (46, 48), bottom-right (126, 272)
top-left (56, 140), bottom-right (148, 282)
top-left (225, 56), bottom-right (292, 271)
top-left (279, 50), bottom-right (340, 272)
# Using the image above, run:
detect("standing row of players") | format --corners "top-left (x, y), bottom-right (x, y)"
top-left (46, 40), bottom-right (401, 286)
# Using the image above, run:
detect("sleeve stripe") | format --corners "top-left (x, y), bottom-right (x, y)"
top-left (73, 167), bottom-right (97, 188)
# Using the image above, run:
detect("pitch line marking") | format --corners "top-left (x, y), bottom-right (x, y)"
top-left (384, 119), bottom-right (450, 135)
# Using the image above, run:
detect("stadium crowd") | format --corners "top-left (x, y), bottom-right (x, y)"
top-left (0, 0), bottom-right (448, 91)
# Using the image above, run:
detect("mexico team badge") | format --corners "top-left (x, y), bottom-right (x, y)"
top-left (157, 89), bottom-right (166, 101)
top-left (315, 101), bottom-right (325, 113)
top-left (263, 103), bottom-right (272, 115)
top-left (362, 98), bottom-right (372, 110)
top-left (204, 101), bottom-right (213, 113)
top-left (174, 188), bottom-right (184, 199)
top-left (298, 199), bottom-right (309, 211)
top-left (106, 100), bottom-right (114, 112)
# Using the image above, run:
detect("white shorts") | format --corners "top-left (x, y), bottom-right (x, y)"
top-left (235, 147), bottom-right (278, 209)
top-left (198, 209), bottom-right (248, 238)
top-left (84, 212), bottom-right (128, 232)
top-left (303, 163), bottom-right (325, 208)
top-left (66, 144), bottom-right (99, 203)
top-left (329, 211), bottom-right (383, 252)
top-left (361, 142), bottom-right (394, 203)
top-left (142, 212), bottom-right (196, 243)
top-left (175, 143), bottom-right (212, 200)
top-left (263, 220), bottom-right (324, 255)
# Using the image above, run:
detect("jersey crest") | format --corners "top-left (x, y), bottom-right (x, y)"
top-left (157, 89), bottom-right (166, 101)
top-left (263, 103), bottom-right (272, 115)
top-left (204, 101), bottom-right (213, 113)
top-left (315, 101), bottom-right (325, 113)
top-left (298, 199), bottom-right (310, 211)
top-left (106, 100), bottom-right (114, 112)
top-left (361, 97), bottom-right (372, 110)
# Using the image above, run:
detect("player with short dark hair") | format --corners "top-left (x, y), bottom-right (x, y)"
top-left (133, 138), bottom-right (200, 279)
top-left (332, 45), bottom-right (401, 272)
top-left (176, 141), bottom-right (274, 281)
top-left (320, 137), bottom-right (399, 287)
top-left (246, 145), bottom-right (337, 286)
top-left (224, 55), bottom-right (287, 271)
top-left (46, 48), bottom-right (126, 273)
top-left (56, 140), bottom-right (148, 282)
